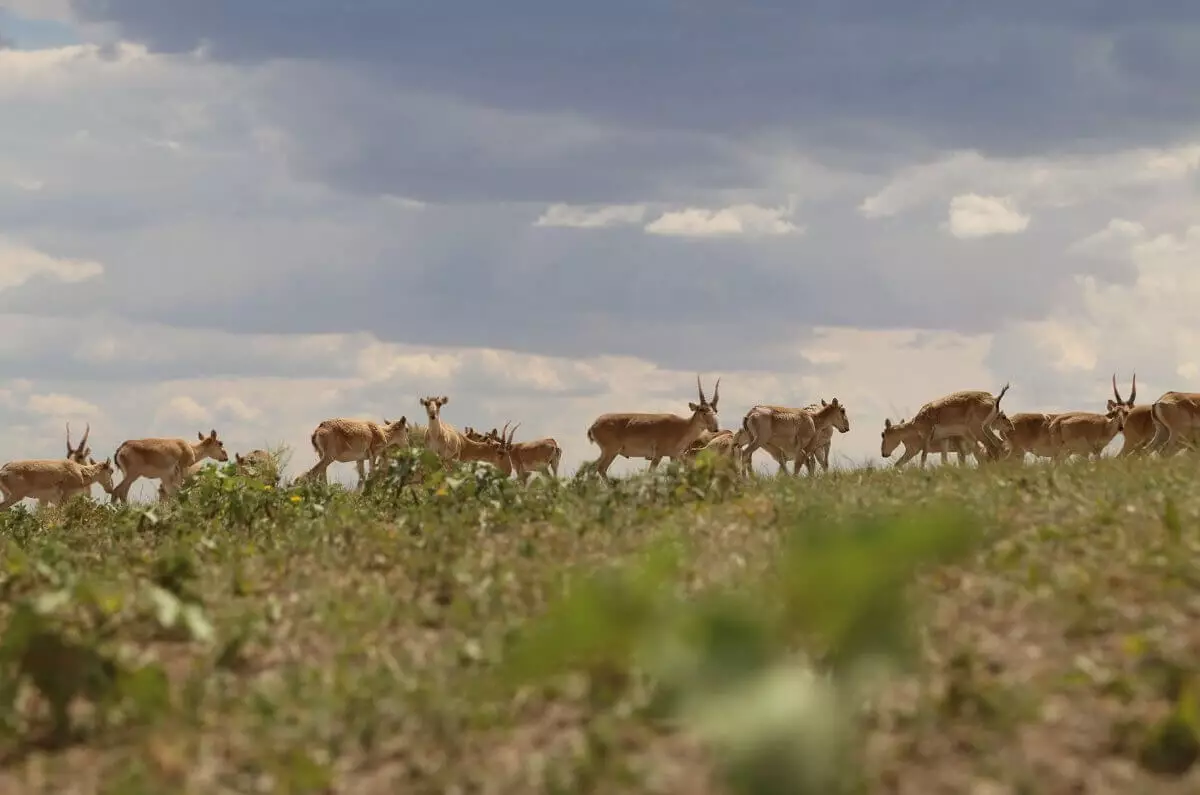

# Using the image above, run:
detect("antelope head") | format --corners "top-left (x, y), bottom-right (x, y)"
top-left (1107, 373), bottom-right (1137, 414)
top-left (689, 375), bottom-right (721, 433)
top-left (197, 429), bottom-right (230, 462)
top-left (88, 456), bottom-right (116, 493)
top-left (818, 398), bottom-right (850, 433)
top-left (66, 421), bottom-right (91, 463)
top-left (419, 395), bottom-right (449, 423)
top-left (881, 418), bottom-right (908, 458)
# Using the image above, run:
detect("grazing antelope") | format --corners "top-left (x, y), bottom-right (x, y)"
top-left (886, 384), bottom-right (1011, 467)
top-left (110, 429), bottom-right (229, 504)
top-left (155, 448), bottom-right (278, 500)
top-left (418, 396), bottom-right (511, 469)
top-left (495, 423), bottom-right (563, 483)
top-left (304, 417), bottom-right (410, 487)
top-left (585, 376), bottom-right (721, 478)
top-left (740, 399), bottom-right (850, 476)
top-left (683, 428), bottom-right (745, 474)
top-left (0, 457), bottom-right (115, 510)
top-left (1146, 386), bottom-right (1200, 456)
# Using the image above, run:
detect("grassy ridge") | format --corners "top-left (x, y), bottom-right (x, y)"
top-left (3, 449), bottom-right (1200, 793)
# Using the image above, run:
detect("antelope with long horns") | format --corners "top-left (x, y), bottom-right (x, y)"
top-left (1046, 374), bottom-right (1135, 460)
top-left (585, 376), bottom-right (721, 478)
top-left (881, 383), bottom-right (1010, 467)
top-left (495, 422), bottom-right (563, 483)
top-left (110, 429), bottom-right (229, 503)
top-left (0, 457), bottom-right (115, 510)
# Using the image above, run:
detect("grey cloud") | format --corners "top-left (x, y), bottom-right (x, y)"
top-left (67, 0), bottom-right (1200, 171)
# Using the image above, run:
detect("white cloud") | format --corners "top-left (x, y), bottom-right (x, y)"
top-left (943, 194), bottom-right (1030, 239)
top-left (156, 395), bottom-right (212, 426)
top-left (644, 202), bottom-right (802, 238)
top-left (26, 392), bottom-right (101, 418)
top-left (534, 202), bottom-right (647, 228)
top-left (1066, 218), bottom-right (1147, 258)
top-left (0, 237), bottom-right (103, 290)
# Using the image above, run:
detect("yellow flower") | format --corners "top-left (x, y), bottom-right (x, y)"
top-left (290, 495), bottom-right (302, 503)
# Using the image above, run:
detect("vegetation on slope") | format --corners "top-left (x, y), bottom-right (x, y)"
top-left (2, 448), bottom-right (1200, 793)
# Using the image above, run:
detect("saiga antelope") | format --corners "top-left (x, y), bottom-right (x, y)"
top-left (885, 383), bottom-right (1010, 467)
top-left (494, 423), bottom-right (563, 483)
top-left (418, 396), bottom-right (511, 469)
top-left (110, 429), bottom-right (229, 503)
top-left (1146, 385), bottom-right (1200, 456)
top-left (156, 448), bottom-right (278, 500)
top-left (683, 428), bottom-right (745, 475)
top-left (881, 421), bottom-right (989, 467)
top-left (585, 376), bottom-right (721, 478)
top-left (0, 457), bottom-right (115, 510)
top-left (1046, 375), bottom-right (1135, 460)
top-left (304, 417), bottom-right (410, 487)
top-left (740, 399), bottom-right (850, 476)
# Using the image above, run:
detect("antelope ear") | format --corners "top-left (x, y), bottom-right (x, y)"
top-left (884, 419), bottom-right (892, 429)
top-left (399, 416), bottom-right (407, 425)
top-left (209, 429), bottom-right (217, 439)
top-left (688, 401), bottom-right (700, 412)
top-left (198, 431), bottom-right (206, 440)
top-left (821, 399), bottom-right (828, 406)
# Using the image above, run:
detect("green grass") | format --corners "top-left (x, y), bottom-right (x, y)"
top-left (4, 448), bottom-right (1200, 793)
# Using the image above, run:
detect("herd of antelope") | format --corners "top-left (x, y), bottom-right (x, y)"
top-left (2, 373), bottom-right (1199, 511)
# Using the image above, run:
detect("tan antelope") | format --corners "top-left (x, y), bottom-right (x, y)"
top-left (880, 420), bottom-right (989, 467)
top-left (0, 457), bottom-right (115, 510)
top-left (883, 384), bottom-right (1010, 467)
top-left (732, 402), bottom-right (829, 475)
top-left (740, 399), bottom-right (850, 476)
top-left (110, 429), bottom-right (229, 503)
top-left (303, 417), bottom-right (410, 487)
top-left (156, 448), bottom-right (278, 500)
top-left (1001, 412), bottom-right (1064, 461)
top-left (1043, 375), bottom-right (1133, 460)
top-left (585, 376), bottom-right (721, 478)
top-left (494, 423), bottom-right (563, 483)
top-left (1146, 385), bottom-right (1200, 456)
top-left (418, 396), bottom-right (511, 469)
top-left (683, 429), bottom-right (745, 474)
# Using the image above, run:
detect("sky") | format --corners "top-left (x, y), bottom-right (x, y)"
top-left (1, 2), bottom-right (1199, 496)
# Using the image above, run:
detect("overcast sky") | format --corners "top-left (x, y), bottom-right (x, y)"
top-left (1, 1), bottom-right (1198, 494)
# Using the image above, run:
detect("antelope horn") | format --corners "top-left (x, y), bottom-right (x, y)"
top-left (65, 422), bottom-right (73, 455)
top-left (508, 422), bottom-right (520, 444)
top-left (498, 421), bottom-right (510, 441)
top-left (1112, 373), bottom-right (1123, 405)
top-left (696, 374), bottom-right (707, 405)
top-left (711, 377), bottom-right (721, 409)
top-left (1129, 372), bottom-right (1137, 406)
top-left (80, 422), bottom-right (90, 452)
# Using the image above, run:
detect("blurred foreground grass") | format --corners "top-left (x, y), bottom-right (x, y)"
top-left (3, 448), bottom-right (1200, 793)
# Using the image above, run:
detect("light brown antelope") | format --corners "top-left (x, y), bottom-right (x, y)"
top-left (740, 399), bottom-right (850, 476)
top-left (496, 423), bottom-right (563, 483)
top-left (156, 448), bottom-right (279, 500)
top-left (418, 396), bottom-right (511, 469)
top-left (683, 429), bottom-right (745, 474)
top-left (110, 429), bottom-right (229, 503)
top-left (0, 457), bottom-right (115, 510)
top-left (733, 403), bottom-right (825, 475)
top-left (884, 383), bottom-right (1010, 467)
top-left (1146, 386), bottom-right (1200, 456)
top-left (303, 417), bottom-right (410, 487)
top-left (1043, 374), bottom-right (1133, 460)
top-left (585, 376), bottom-right (721, 478)
top-left (880, 420), bottom-right (987, 467)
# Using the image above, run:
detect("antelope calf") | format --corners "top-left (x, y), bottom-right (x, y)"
top-left (0, 457), bottom-right (115, 510)
top-left (585, 376), bottom-right (721, 478)
top-left (887, 383), bottom-right (1010, 467)
top-left (683, 428), bottom-right (745, 474)
top-left (881, 420), bottom-right (986, 467)
top-left (155, 448), bottom-right (278, 500)
top-left (740, 399), bottom-right (850, 476)
top-left (110, 429), bottom-right (229, 503)
top-left (419, 396), bottom-right (511, 469)
top-left (303, 417), bottom-right (410, 487)
top-left (1047, 375), bottom-right (1135, 460)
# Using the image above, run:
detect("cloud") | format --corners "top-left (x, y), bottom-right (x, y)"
top-left (644, 203), bottom-right (802, 238)
top-left (26, 391), bottom-right (100, 418)
top-left (533, 203), bottom-right (646, 229)
top-left (0, 237), bottom-right (103, 289)
top-left (943, 194), bottom-right (1030, 239)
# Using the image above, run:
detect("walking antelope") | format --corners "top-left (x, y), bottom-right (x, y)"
top-left (110, 429), bottom-right (229, 503)
top-left (304, 417), bottom-right (410, 487)
top-left (585, 376), bottom-right (721, 478)
top-left (740, 399), bottom-right (850, 476)
top-left (1046, 375), bottom-right (1135, 460)
top-left (418, 396), bottom-right (511, 468)
top-left (494, 423), bottom-right (563, 483)
top-left (882, 384), bottom-right (1010, 467)
top-left (0, 456), bottom-right (115, 510)
top-left (880, 421), bottom-right (988, 467)
top-left (1002, 412), bottom-right (1063, 461)
top-left (1146, 386), bottom-right (1200, 456)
